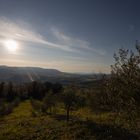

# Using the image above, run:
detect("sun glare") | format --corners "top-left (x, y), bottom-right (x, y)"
top-left (4, 39), bottom-right (18, 52)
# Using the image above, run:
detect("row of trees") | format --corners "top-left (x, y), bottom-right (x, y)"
top-left (0, 81), bottom-right (63, 101)
top-left (30, 85), bottom-right (86, 121)
top-left (0, 82), bottom-right (20, 116)
top-left (0, 80), bottom-right (85, 121)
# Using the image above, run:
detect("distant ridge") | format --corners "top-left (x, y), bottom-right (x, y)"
top-left (0, 65), bottom-right (64, 82)
top-left (0, 65), bottom-right (108, 84)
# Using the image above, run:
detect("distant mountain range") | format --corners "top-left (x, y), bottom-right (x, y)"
top-left (0, 65), bottom-right (107, 84)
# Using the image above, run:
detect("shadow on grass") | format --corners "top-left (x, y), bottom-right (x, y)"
top-left (52, 114), bottom-right (78, 121)
top-left (51, 114), bottom-right (139, 140)
top-left (85, 120), bottom-right (139, 140)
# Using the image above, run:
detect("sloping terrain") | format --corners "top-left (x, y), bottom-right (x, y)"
top-left (0, 100), bottom-right (139, 140)
top-left (0, 65), bottom-right (98, 84)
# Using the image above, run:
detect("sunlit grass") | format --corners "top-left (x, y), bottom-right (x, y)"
top-left (0, 100), bottom-right (139, 140)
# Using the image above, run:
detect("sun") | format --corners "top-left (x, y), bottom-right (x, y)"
top-left (4, 39), bottom-right (18, 52)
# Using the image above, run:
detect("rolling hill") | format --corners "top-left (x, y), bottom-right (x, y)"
top-left (0, 66), bottom-right (64, 82)
top-left (0, 65), bottom-right (99, 84)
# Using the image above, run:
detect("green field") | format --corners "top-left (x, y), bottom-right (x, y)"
top-left (0, 100), bottom-right (139, 140)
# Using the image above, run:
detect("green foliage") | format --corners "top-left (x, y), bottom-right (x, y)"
top-left (29, 81), bottom-right (44, 100)
top-left (42, 92), bottom-right (58, 114)
top-left (0, 98), bottom-right (20, 116)
top-left (30, 91), bottom-right (59, 116)
top-left (95, 45), bottom-right (140, 121)
top-left (110, 47), bottom-right (140, 111)
top-left (86, 45), bottom-right (140, 129)
top-left (61, 85), bottom-right (85, 121)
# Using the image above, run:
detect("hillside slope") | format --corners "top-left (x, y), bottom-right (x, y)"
top-left (0, 100), bottom-right (139, 140)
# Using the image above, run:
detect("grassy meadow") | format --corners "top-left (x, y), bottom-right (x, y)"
top-left (0, 99), bottom-right (139, 140)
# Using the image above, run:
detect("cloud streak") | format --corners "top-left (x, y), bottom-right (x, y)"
top-left (0, 17), bottom-right (73, 52)
top-left (51, 27), bottom-right (106, 55)
top-left (0, 17), bottom-right (105, 55)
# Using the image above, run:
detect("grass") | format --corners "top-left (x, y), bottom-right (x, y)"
top-left (5, 100), bottom-right (32, 119)
top-left (0, 100), bottom-right (139, 140)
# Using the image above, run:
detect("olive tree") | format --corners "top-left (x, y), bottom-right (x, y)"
top-left (105, 44), bottom-right (140, 114)
top-left (62, 85), bottom-right (84, 122)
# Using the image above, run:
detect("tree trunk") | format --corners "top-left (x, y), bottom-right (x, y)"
top-left (66, 106), bottom-right (70, 122)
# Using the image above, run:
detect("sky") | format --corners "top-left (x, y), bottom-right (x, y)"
top-left (0, 0), bottom-right (140, 73)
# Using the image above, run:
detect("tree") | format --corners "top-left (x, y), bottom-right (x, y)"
top-left (29, 81), bottom-right (44, 100)
top-left (52, 83), bottom-right (63, 94)
top-left (0, 82), bottom-right (5, 99)
top-left (62, 85), bottom-right (81, 122)
top-left (6, 82), bottom-right (16, 102)
top-left (42, 91), bottom-right (57, 114)
top-left (44, 81), bottom-right (53, 93)
top-left (104, 44), bottom-right (140, 114)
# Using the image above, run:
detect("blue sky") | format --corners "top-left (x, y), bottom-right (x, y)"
top-left (0, 0), bottom-right (139, 73)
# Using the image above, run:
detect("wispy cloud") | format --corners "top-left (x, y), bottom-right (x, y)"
top-left (0, 17), bottom-right (73, 52)
top-left (0, 17), bottom-right (105, 55)
top-left (51, 27), bottom-right (106, 55)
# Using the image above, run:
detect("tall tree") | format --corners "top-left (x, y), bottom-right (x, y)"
top-left (105, 44), bottom-right (140, 114)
